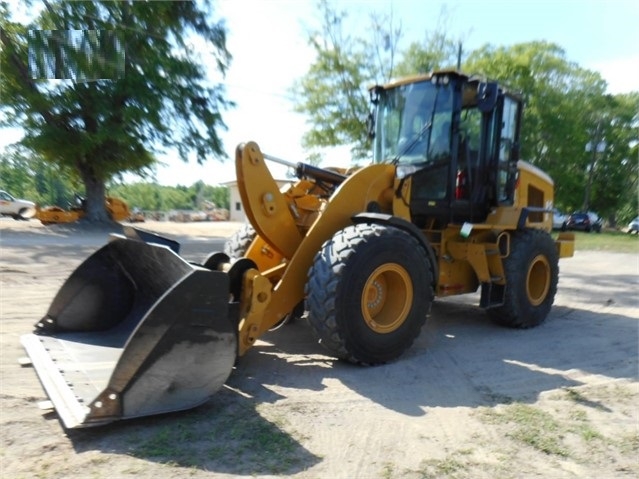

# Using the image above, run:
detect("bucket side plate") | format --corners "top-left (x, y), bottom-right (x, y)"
top-left (22, 240), bottom-right (237, 428)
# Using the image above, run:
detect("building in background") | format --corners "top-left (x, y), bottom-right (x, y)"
top-left (222, 179), bottom-right (292, 222)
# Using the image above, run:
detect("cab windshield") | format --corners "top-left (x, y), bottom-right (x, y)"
top-left (373, 80), bottom-right (453, 165)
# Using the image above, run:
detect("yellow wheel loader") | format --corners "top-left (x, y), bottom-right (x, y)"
top-left (21, 70), bottom-right (574, 428)
top-left (36, 194), bottom-right (131, 225)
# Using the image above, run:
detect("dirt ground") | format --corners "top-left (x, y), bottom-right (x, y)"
top-left (1, 219), bottom-right (637, 479)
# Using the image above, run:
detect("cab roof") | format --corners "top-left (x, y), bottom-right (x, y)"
top-left (370, 69), bottom-right (469, 91)
top-left (369, 69), bottom-right (522, 102)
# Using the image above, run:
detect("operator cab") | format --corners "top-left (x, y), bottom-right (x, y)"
top-left (369, 70), bottom-right (522, 227)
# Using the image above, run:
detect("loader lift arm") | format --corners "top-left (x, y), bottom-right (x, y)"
top-left (233, 142), bottom-right (398, 355)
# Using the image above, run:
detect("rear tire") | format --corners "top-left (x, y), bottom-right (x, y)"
top-left (487, 229), bottom-right (558, 328)
top-left (306, 223), bottom-right (434, 364)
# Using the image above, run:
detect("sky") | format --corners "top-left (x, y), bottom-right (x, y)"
top-left (2, 0), bottom-right (638, 186)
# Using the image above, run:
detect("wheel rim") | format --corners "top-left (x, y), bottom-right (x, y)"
top-left (526, 254), bottom-right (550, 306)
top-left (361, 263), bottom-right (413, 333)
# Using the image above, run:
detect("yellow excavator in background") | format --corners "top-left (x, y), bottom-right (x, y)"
top-left (36, 194), bottom-right (131, 225)
top-left (21, 70), bottom-right (574, 428)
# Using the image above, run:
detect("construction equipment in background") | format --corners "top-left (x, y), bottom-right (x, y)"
top-left (36, 194), bottom-right (131, 224)
top-left (21, 70), bottom-right (574, 428)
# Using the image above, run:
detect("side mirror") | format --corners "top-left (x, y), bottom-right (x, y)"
top-left (477, 82), bottom-right (498, 112)
top-left (366, 112), bottom-right (376, 140)
top-left (369, 85), bottom-right (383, 105)
top-left (511, 142), bottom-right (520, 162)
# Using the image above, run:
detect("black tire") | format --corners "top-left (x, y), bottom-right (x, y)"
top-left (487, 229), bottom-right (558, 328)
top-left (306, 223), bottom-right (434, 364)
top-left (223, 224), bottom-right (257, 259)
top-left (223, 224), bottom-right (303, 325)
top-left (18, 208), bottom-right (31, 220)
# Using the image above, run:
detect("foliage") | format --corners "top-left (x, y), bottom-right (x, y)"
top-left (294, 4), bottom-right (638, 223)
top-left (107, 180), bottom-right (229, 212)
top-left (0, 0), bottom-right (232, 221)
top-left (291, 0), bottom-right (403, 161)
top-left (393, 8), bottom-right (463, 77)
top-left (464, 42), bottom-right (638, 223)
top-left (0, 147), bottom-right (229, 212)
top-left (0, 145), bottom-right (77, 206)
top-left (590, 93), bottom-right (639, 224)
top-left (293, 2), bottom-right (468, 162)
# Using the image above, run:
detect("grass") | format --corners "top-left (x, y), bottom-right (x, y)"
top-left (568, 409), bottom-right (604, 442)
top-left (125, 401), bottom-right (308, 475)
top-left (405, 448), bottom-right (479, 479)
top-left (563, 230), bottom-right (639, 253)
top-left (128, 423), bottom-right (200, 465)
top-left (505, 405), bottom-right (569, 456)
top-left (380, 462), bottom-right (395, 479)
top-left (409, 457), bottom-right (467, 479)
top-left (617, 432), bottom-right (639, 455)
top-left (480, 403), bottom-right (569, 457)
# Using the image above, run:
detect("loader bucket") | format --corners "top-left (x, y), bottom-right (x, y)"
top-left (20, 233), bottom-right (237, 428)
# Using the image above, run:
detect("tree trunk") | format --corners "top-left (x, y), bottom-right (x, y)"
top-left (78, 163), bottom-right (110, 222)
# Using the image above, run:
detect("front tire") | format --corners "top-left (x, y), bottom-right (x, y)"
top-left (223, 224), bottom-right (256, 259)
top-left (306, 223), bottom-right (434, 364)
top-left (488, 229), bottom-right (558, 328)
top-left (223, 224), bottom-right (303, 326)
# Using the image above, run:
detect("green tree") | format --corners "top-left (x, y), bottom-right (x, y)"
top-left (292, 0), bottom-right (402, 162)
top-left (108, 180), bottom-right (230, 212)
top-left (293, 2), bottom-right (466, 163)
top-left (188, 181), bottom-right (229, 210)
top-left (293, 12), bottom-right (638, 222)
top-left (393, 7), bottom-right (463, 77)
top-left (463, 42), bottom-right (639, 222)
top-left (108, 182), bottom-right (162, 211)
top-left (0, 145), bottom-right (77, 206)
top-left (0, 146), bottom-right (36, 198)
top-left (0, 0), bottom-right (231, 222)
top-left (589, 92), bottom-right (639, 224)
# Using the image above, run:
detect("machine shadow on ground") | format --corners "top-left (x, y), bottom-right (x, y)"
top-left (231, 299), bottom-right (638, 417)
top-left (64, 386), bottom-right (321, 476)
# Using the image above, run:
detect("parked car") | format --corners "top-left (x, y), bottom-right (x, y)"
top-left (0, 190), bottom-right (36, 220)
top-left (565, 211), bottom-right (602, 233)
top-left (552, 208), bottom-right (567, 230)
top-left (587, 211), bottom-right (603, 232)
top-left (628, 216), bottom-right (639, 234)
